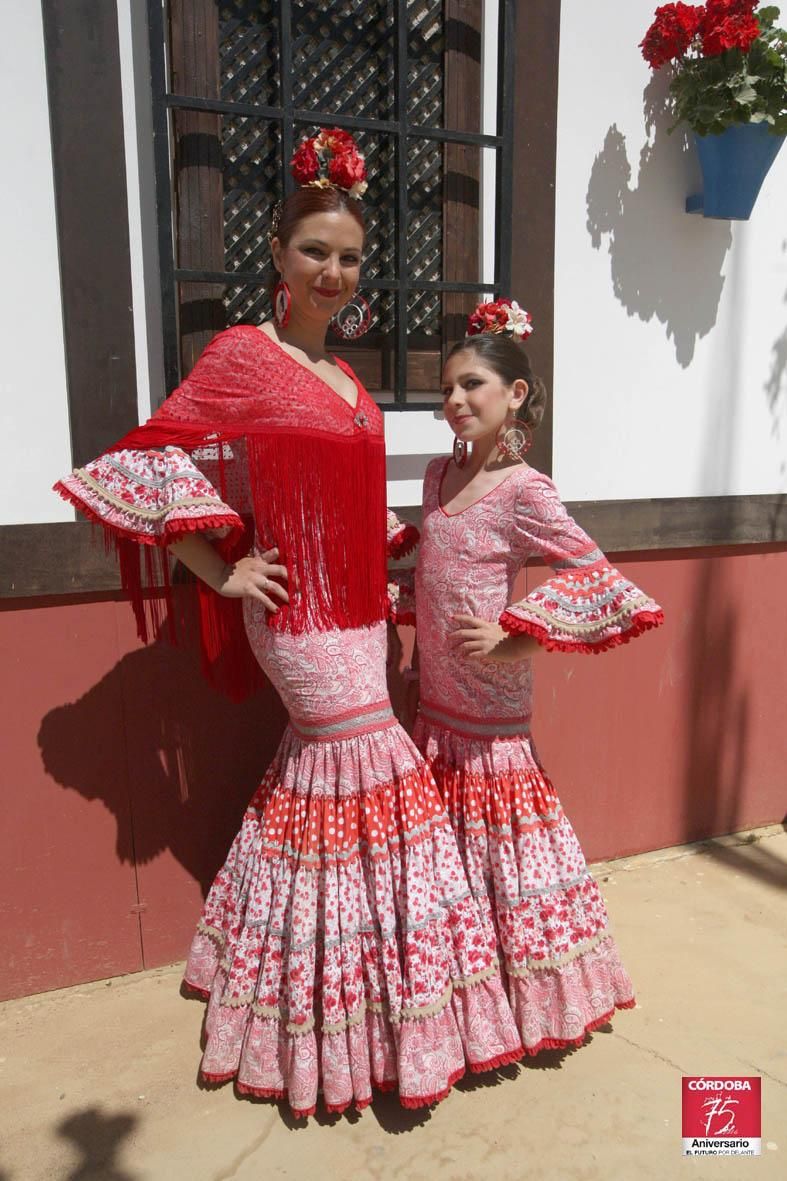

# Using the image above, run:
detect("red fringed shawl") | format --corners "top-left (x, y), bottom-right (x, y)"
top-left (55, 326), bottom-right (389, 699)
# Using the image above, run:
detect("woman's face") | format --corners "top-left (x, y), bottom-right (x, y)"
top-left (441, 349), bottom-right (527, 445)
top-left (271, 210), bottom-right (364, 324)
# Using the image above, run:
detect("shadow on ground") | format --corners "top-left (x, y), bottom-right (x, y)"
top-left (56, 1107), bottom-right (138, 1181)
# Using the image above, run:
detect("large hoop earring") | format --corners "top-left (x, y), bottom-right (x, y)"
top-left (331, 293), bottom-right (371, 340)
top-left (273, 279), bottom-right (291, 328)
top-left (452, 437), bottom-right (468, 468)
top-left (495, 420), bottom-right (532, 461)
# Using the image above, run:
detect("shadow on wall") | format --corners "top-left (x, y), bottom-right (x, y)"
top-left (36, 599), bottom-right (412, 905)
top-left (677, 238), bottom-right (784, 886)
top-left (765, 237), bottom-right (787, 477)
top-left (680, 550), bottom-right (751, 846)
top-left (37, 604), bottom-right (287, 900)
top-left (586, 72), bottom-right (732, 367)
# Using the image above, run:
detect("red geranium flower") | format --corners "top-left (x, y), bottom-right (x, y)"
top-left (702, 0), bottom-right (757, 19)
top-left (701, 8), bottom-right (760, 55)
top-left (291, 138), bottom-right (319, 184)
top-left (639, 2), bottom-right (703, 68)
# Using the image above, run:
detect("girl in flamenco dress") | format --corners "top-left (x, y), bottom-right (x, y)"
top-left (54, 134), bottom-right (524, 1118)
top-left (399, 299), bottom-right (664, 1056)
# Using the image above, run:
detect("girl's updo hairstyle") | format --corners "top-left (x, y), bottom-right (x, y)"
top-left (446, 333), bottom-right (548, 432)
top-left (272, 184), bottom-right (366, 249)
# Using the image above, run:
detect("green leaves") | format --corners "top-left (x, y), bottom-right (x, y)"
top-left (665, 13), bottom-right (787, 136)
top-left (757, 6), bottom-right (781, 31)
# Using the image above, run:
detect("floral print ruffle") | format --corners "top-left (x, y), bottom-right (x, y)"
top-left (414, 716), bottom-right (636, 1053)
top-left (184, 721), bottom-right (524, 1116)
top-left (500, 561), bottom-right (664, 653)
top-left (54, 445), bottom-right (243, 545)
top-left (184, 622), bottom-right (524, 1118)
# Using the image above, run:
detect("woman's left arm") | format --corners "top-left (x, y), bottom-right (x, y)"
top-left (499, 471), bottom-right (664, 654)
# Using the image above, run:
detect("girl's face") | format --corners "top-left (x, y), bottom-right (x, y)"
top-left (441, 349), bottom-right (528, 446)
top-left (271, 210), bottom-right (364, 324)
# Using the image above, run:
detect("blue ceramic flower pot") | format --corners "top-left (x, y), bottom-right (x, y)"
top-left (685, 122), bottom-right (785, 220)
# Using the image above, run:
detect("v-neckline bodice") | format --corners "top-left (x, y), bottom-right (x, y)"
top-left (254, 324), bottom-right (361, 413)
top-left (437, 457), bottom-right (531, 518)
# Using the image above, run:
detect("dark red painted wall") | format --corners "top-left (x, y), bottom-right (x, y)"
top-left (525, 547), bottom-right (786, 861)
top-left (1, 546), bottom-right (785, 1000)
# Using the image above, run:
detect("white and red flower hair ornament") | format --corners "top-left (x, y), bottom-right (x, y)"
top-left (290, 127), bottom-right (369, 199)
top-left (268, 127), bottom-right (368, 243)
top-left (466, 297), bottom-right (534, 342)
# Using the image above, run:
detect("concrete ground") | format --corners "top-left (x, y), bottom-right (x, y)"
top-left (1, 826), bottom-right (785, 1181)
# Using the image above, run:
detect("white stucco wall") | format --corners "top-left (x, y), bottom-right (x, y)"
top-left (0, 5), bottom-right (72, 525)
top-left (553, 0), bottom-right (787, 500)
top-left (117, 0), bottom-right (165, 424)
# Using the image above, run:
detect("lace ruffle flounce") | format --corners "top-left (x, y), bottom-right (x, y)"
top-left (500, 561), bottom-right (664, 653)
top-left (387, 567), bottom-right (416, 626)
top-left (414, 718), bottom-right (635, 1052)
top-left (386, 509), bottom-right (419, 560)
top-left (54, 446), bottom-right (243, 546)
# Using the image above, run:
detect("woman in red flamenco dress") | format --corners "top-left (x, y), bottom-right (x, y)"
top-left (54, 132), bottom-right (524, 1118)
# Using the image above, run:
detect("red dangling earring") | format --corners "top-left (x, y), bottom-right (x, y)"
top-left (273, 279), bottom-right (291, 328)
top-left (452, 437), bottom-right (467, 467)
top-left (330, 293), bottom-right (371, 340)
top-left (495, 419), bottom-right (532, 461)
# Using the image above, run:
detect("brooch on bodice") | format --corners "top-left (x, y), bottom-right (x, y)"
top-left (353, 410), bottom-right (368, 429)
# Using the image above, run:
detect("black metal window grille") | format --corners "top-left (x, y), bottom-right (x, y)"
top-left (148, 0), bottom-right (516, 407)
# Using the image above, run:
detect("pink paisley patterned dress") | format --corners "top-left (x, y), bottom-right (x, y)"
top-left (411, 457), bottom-right (664, 1054)
top-left (55, 328), bottom-right (524, 1118)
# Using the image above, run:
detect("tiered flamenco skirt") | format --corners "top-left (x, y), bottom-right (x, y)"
top-left (184, 619), bottom-right (524, 1117)
top-left (413, 702), bottom-right (635, 1056)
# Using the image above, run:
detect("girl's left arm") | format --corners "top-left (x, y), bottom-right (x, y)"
top-left (386, 508), bottom-right (418, 625)
top-left (386, 509), bottom-right (419, 560)
top-left (500, 472), bottom-right (664, 653)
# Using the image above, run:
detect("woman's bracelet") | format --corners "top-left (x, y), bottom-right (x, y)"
top-left (401, 666), bottom-right (420, 683)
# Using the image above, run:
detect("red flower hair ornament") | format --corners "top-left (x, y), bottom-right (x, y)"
top-left (290, 128), bottom-right (368, 199)
top-left (466, 298), bottom-right (534, 342)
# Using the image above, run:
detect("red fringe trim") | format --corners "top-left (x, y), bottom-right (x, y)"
top-left (52, 479), bottom-right (243, 547)
top-left (399, 1066), bottom-right (466, 1109)
top-left (202, 1070), bottom-right (238, 1084)
top-left (468, 1045), bottom-right (525, 1073)
top-left (204, 1068), bottom-right (465, 1118)
top-left (182, 979), bottom-right (210, 1000)
top-left (522, 998), bottom-right (635, 1056)
top-left (388, 523), bottom-right (419, 559)
top-left (164, 514), bottom-right (244, 543)
top-left (199, 1005), bottom-right (634, 1114)
top-left (499, 609), bottom-right (664, 654)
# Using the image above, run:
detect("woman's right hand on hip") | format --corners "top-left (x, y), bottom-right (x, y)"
top-left (218, 547), bottom-right (289, 613)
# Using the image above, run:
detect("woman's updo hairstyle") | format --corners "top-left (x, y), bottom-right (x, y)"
top-left (273, 184), bottom-right (366, 249)
top-left (446, 333), bottom-right (548, 432)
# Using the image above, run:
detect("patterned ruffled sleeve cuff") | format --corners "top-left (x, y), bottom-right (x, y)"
top-left (387, 567), bottom-right (416, 626)
top-left (499, 561), bottom-right (664, 653)
top-left (386, 509), bottom-right (419, 559)
top-left (54, 445), bottom-right (244, 547)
